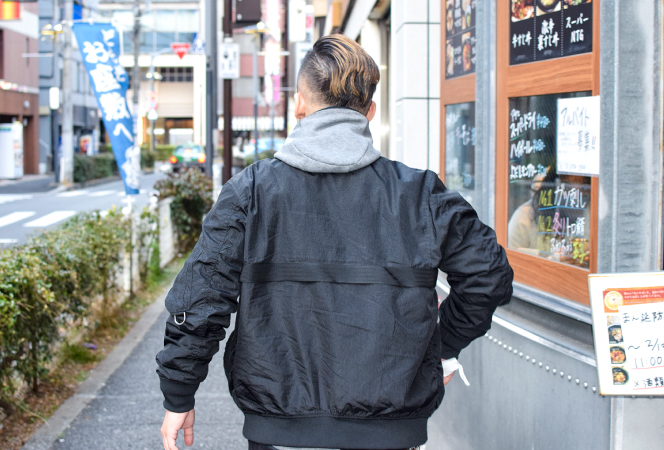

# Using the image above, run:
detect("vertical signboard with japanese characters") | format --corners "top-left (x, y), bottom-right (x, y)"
top-left (510, 0), bottom-right (593, 66)
top-left (444, 0), bottom-right (476, 79)
top-left (589, 273), bottom-right (664, 396)
top-left (507, 92), bottom-right (591, 268)
top-left (72, 23), bottom-right (140, 194)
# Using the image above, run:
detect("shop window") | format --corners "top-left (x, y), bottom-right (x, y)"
top-left (507, 92), bottom-right (591, 269)
top-left (497, 0), bottom-right (599, 304)
top-left (444, 102), bottom-right (475, 207)
top-left (441, 1), bottom-right (477, 203)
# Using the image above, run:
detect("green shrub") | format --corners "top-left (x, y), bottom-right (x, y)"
top-left (98, 143), bottom-right (113, 154)
top-left (141, 149), bottom-right (156, 170)
top-left (243, 149), bottom-right (276, 166)
top-left (73, 154), bottom-right (119, 183)
top-left (154, 144), bottom-right (177, 162)
top-left (0, 208), bottom-right (158, 413)
top-left (155, 168), bottom-right (213, 252)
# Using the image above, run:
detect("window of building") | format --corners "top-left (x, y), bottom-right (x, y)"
top-left (441, 0), bottom-right (477, 209)
top-left (497, 0), bottom-right (598, 304)
top-left (157, 67), bottom-right (193, 82)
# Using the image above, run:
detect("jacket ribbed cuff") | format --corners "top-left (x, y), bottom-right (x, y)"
top-left (160, 378), bottom-right (199, 413)
top-left (439, 330), bottom-right (473, 360)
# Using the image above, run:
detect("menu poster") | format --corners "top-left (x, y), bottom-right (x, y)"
top-left (507, 92), bottom-right (591, 269)
top-left (510, 0), bottom-right (593, 66)
top-left (445, 0), bottom-right (476, 79)
top-left (445, 102), bottom-right (476, 206)
top-left (589, 273), bottom-right (664, 396)
top-left (556, 96), bottom-right (600, 176)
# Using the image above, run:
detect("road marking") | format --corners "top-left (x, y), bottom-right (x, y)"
top-left (90, 190), bottom-right (119, 197)
top-left (118, 189), bottom-right (147, 196)
top-left (0, 211), bottom-right (36, 227)
top-left (0, 238), bottom-right (18, 245)
top-left (57, 190), bottom-right (88, 197)
top-left (24, 211), bottom-right (76, 227)
top-left (0, 194), bottom-right (32, 204)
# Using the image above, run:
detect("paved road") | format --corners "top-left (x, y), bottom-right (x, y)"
top-left (0, 172), bottom-right (166, 246)
top-left (51, 309), bottom-right (246, 450)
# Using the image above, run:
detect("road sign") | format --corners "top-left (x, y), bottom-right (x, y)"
top-left (170, 43), bottom-right (191, 60)
top-left (220, 43), bottom-right (240, 79)
top-left (147, 109), bottom-right (158, 121)
top-left (191, 35), bottom-right (206, 54)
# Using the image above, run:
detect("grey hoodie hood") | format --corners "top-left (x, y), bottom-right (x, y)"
top-left (275, 107), bottom-right (381, 173)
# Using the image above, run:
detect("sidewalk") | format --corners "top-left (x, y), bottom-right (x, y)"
top-left (23, 288), bottom-right (246, 450)
top-left (0, 175), bottom-right (58, 194)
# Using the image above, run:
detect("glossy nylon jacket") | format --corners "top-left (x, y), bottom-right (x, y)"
top-left (156, 107), bottom-right (513, 450)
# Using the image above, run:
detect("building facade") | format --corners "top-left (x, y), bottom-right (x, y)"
top-left (328, 0), bottom-right (664, 448)
top-left (0, 2), bottom-right (40, 175)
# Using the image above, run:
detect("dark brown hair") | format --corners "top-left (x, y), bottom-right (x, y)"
top-left (298, 34), bottom-right (380, 115)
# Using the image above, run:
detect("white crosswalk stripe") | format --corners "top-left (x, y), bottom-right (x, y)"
top-left (0, 194), bottom-right (33, 204)
top-left (57, 190), bottom-right (89, 197)
top-left (90, 190), bottom-right (119, 197)
top-left (24, 211), bottom-right (76, 227)
top-left (0, 211), bottom-right (36, 228)
top-left (0, 239), bottom-right (18, 245)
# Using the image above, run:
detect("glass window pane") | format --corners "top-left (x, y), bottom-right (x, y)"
top-left (507, 92), bottom-right (592, 269)
top-left (156, 32), bottom-right (176, 52)
top-left (444, 102), bottom-right (476, 207)
top-left (177, 10), bottom-right (199, 33)
top-left (155, 11), bottom-right (176, 32)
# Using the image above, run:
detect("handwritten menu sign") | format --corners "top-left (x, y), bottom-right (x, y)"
top-left (507, 92), bottom-right (591, 269)
top-left (510, 0), bottom-right (593, 66)
top-left (445, 102), bottom-right (476, 206)
top-left (445, 0), bottom-right (476, 79)
top-left (589, 273), bottom-right (664, 396)
top-left (556, 96), bottom-right (600, 176)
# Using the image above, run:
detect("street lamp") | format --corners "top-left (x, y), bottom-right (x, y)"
top-left (145, 47), bottom-right (170, 153)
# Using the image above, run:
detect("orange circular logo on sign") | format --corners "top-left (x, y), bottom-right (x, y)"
top-left (604, 291), bottom-right (624, 311)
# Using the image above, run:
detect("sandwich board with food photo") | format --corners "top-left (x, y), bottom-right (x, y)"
top-left (589, 272), bottom-right (664, 396)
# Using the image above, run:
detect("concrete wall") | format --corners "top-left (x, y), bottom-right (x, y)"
top-left (390, 0), bottom-right (440, 172)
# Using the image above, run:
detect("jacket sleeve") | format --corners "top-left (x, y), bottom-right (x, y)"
top-left (428, 174), bottom-right (513, 359)
top-left (156, 180), bottom-right (246, 412)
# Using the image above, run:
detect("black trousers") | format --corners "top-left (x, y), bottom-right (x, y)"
top-left (247, 442), bottom-right (413, 450)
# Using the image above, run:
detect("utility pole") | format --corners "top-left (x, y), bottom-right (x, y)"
top-left (222, 0), bottom-right (233, 184)
top-left (132, 0), bottom-right (142, 154)
top-left (204, 0), bottom-right (217, 178)
top-left (60, 0), bottom-right (74, 184)
top-left (252, 32), bottom-right (259, 164)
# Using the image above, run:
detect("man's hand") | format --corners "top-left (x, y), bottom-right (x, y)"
top-left (161, 409), bottom-right (195, 450)
top-left (442, 358), bottom-right (456, 386)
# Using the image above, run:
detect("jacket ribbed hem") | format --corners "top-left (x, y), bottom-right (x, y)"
top-left (242, 413), bottom-right (428, 449)
top-left (160, 378), bottom-right (199, 413)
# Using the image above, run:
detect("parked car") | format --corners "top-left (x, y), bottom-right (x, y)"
top-left (169, 144), bottom-right (206, 172)
top-left (242, 137), bottom-right (286, 165)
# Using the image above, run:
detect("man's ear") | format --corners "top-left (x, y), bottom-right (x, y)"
top-left (365, 101), bottom-right (377, 122)
top-left (294, 92), bottom-right (307, 121)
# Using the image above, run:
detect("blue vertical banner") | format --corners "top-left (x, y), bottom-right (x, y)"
top-left (72, 22), bottom-right (140, 195)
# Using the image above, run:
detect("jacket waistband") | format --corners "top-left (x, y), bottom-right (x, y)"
top-left (240, 263), bottom-right (438, 288)
top-left (242, 414), bottom-right (428, 449)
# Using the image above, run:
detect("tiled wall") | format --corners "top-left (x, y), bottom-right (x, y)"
top-left (390, 0), bottom-right (440, 173)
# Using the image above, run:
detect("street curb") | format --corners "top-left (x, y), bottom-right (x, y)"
top-left (21, 282), bottom-right (173, 450)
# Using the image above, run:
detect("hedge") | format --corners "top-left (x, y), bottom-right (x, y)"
top-left (0, 210), bottom-right (138, 412)
top-left (73, 151), bottom-right (155, 184)
top-left (0, 170), bottom-right (210, 415)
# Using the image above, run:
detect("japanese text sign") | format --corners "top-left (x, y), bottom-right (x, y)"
top-left (556, 96), bottom-right (600, 176)
top-left (72, 22), bottom-right (140, 195)
top-left (589, 273), bottom-right (664, 396)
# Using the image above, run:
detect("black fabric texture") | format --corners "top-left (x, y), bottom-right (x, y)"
top-left (240, 263), bottom-right (438, 287)
top-left (243, 414), bottom-right (427, 450)
top-left (160, 378), bottom-right (199, 412)
top-left (156, 157), bottom-right (513, 448)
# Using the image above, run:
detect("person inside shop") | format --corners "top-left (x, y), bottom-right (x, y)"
top-left (156, 33), bottom-right (514, 450)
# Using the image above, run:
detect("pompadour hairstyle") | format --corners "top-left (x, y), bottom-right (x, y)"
top-left (298, 34), bottom-right (380, 115)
